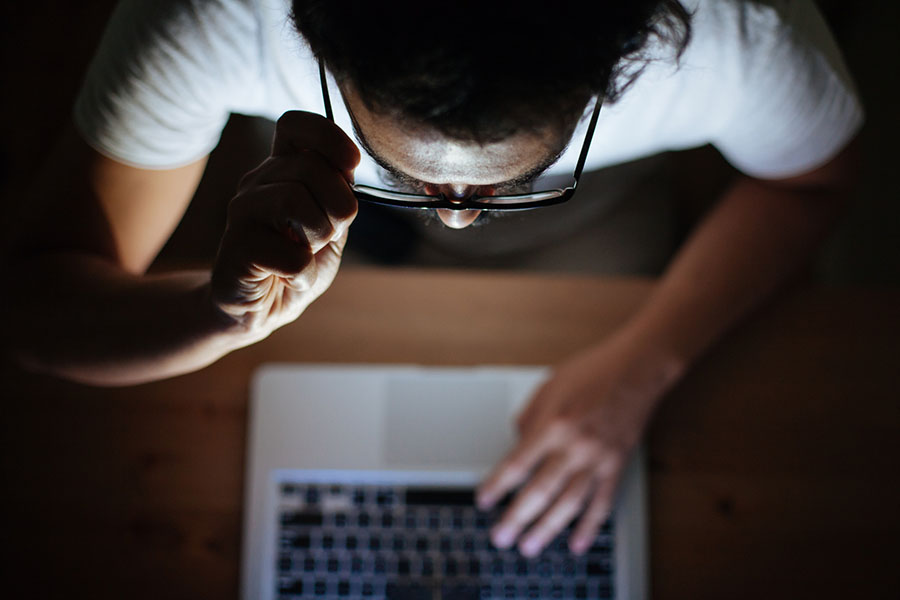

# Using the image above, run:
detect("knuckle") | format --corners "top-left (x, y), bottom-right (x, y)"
top-left (287, 244), bottom-right (315, 273)
top-left (276, 110), bottom-right (315, 130)
top-left (570, 437), bottom-right (603, 464)
top-left (546, 416), bottom-right (574, 441)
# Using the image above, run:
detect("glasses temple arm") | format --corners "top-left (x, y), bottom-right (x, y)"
top-left (319, 60), bottom-right (334, 122)
top-left (572, 97), bottom-right (603, 185)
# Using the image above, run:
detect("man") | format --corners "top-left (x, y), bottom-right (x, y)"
top-left (2, 0), bottom-right (862, 558)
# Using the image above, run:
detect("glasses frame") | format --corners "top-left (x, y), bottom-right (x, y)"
top-left (318, 60), bottom-right (602, 212)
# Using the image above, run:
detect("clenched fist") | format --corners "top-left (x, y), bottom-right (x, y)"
top-left (211, 111), bottom-right (360, 342)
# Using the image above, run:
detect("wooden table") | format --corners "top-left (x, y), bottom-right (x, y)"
top-left (2, 268), bottom-right (898, 599)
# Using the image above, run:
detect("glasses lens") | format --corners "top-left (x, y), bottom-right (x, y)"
top-left (352, 155), bottom-right (576, 207)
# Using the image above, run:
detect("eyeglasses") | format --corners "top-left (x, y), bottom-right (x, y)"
top-left (318, 61), bottom-right (602, 212)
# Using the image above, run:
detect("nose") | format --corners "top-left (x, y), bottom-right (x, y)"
top-left (436, 208), bottom-right (482, 228)
top-left (428, 183), bottom-right (486, 229)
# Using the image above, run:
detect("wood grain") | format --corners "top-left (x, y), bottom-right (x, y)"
top-left (1, 268), bottom-right (898, 599)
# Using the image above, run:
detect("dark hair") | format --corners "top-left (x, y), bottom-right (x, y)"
top-left (291, 1), bottom-right (692, 143)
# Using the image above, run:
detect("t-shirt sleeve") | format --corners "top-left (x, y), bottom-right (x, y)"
top-left (709, 0), bottom-right (864, 179)
top-left (73, 0), bottom-right (263, 169)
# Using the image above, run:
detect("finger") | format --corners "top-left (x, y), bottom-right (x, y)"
top-left (307, 230), bottom-right (349, 294)
top-left (489, 451), bottom-right (575, 549)
top-left (219, 224), bottom-right (317, 293)
top-left (271, 111), bottom-right (360, 176)
top-left (231, 182), bottom-right (339, 254)
top-left (518, 469), bottom-right (594, 557)
top-left (477, 421), bottom-right (567, 510)
top-left (252, 153), bottom-right (358, 226)
top-left (569, 465), bottom-right (623, 555)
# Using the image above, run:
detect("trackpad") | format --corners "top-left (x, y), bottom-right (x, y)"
top-left (384, 376), bottom-right (513, 468)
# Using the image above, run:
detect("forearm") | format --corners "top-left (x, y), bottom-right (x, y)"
top-left (618, 174), bottom-right (846, 380)
top-left (2, 252), bottom-right (250, 386)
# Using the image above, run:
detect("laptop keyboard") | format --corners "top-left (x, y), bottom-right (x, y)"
top-left (276, 481), bottom-right (614, 599)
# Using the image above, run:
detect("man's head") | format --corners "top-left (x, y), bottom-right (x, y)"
top-left (291, 0), bottom-right (691, 228)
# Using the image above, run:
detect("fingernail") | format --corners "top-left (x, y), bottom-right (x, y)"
top-left (570, 538), bottom-right (589, 555)
top-left (520, 537), bottom-right (541, 557)
top-left (476, 493), bottom-right (493, 510)
top-left (491, 526), bottom-right (514, 548)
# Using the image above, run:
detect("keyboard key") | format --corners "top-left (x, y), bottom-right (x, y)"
top-left (377, 489), bottom-right (394, 506)
top-left (398, 556), bottom-right (411, 575)
top-left (386, 583), bottom-right (431, 600)
top-left (451, 510), bottom-right (465, 529)
top-left (405, 488), bottom-right (475, 506)
top-left (350, 555), bottom-right (364, 574)
top-left (338, 580), bottom-right (351, 596)
top-left (421, 556), bottom-right (434, 576)
top-left (445, 557), bottom-right (458, 576)
top-left (490, 558), bottom-right (504, 576)
top-left (279, 579), bottom-right (303, 594)
top-left (392, 534), bottom-right (405, 551)
top-left (278, 555), bottom-right (292, 572)
top-left (514, 557), bottom-right (529, 576)
top-left (374, 555), bottom-right (387, 574)
top-left (291, 534), bottom-right (311, 549)
top-left (587, 559), bottom-right (610, 576)
top-left (468, 558), bottom-right (481, 576)
top-left (537, 558), bottom-right (552, 577)
top-left (282, 511), bottom-right (323, 527)
top-left (441, 582), bottom-right (481, 600)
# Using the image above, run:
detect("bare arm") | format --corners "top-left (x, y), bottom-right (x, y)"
top-left (2, 112), bottom-right (359, 386)
top-left (624, 137), bottom-right (859, 371)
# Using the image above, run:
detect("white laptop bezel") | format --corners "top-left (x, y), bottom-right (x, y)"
top-left (240, 364), bottom-right (648, 600)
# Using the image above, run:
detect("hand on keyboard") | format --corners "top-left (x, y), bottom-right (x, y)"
top-left (477, 334), bottom-right (681, 556)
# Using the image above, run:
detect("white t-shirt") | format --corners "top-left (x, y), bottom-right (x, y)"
top-left (73, 0), bottom-right (864, 181)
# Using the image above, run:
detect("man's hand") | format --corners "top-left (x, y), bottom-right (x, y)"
top-left (476, 334), bottom-right (682, 557)
top-left (211, 111), bottom-right (360, 342)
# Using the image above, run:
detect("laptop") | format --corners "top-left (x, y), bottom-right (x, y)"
top-left (241, 364), bottom-right (649, 600)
